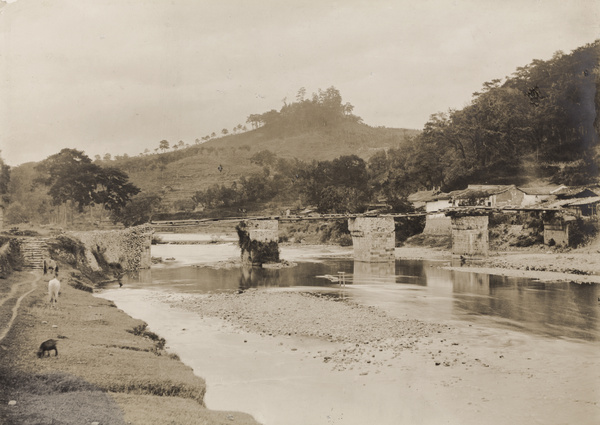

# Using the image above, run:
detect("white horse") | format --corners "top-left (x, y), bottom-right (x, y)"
top-left (48, 277), bottom-right (60, 307)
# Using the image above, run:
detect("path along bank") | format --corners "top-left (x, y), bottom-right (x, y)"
top-left (0, 262), bottom-right (260, 425)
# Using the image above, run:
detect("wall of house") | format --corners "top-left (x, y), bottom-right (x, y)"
top-left (521, 194), bottom-right (552, 207)
top-left (348, 216), bottom-right (395, 262)
top-left (70, 224), bottom-right (153, 271)
top-left (493, 188), bottom-right (525, 207)
top-left (451, 215), bottom-right (489, 257)
top-left (425, 200), bottom-right (452, 213)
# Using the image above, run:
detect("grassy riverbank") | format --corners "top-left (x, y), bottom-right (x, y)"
top-left (0, 264), bottom-right (260, 425)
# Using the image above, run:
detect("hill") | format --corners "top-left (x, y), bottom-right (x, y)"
top-left (113, 121), bottom-right (419, 207)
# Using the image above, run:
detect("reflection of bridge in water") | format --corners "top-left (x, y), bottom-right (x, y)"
top-left (152, 206), bottom-right (566, 262)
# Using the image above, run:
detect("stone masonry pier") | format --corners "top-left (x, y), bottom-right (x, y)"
top-left (449, 214), bottom-right (489, 257)
top-left (239, 219), bottom-right (280, 265)
top-left (347, 216), bottom-right (396, 262)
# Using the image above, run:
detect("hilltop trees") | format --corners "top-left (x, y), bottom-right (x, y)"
top-left (246, 86), bottom-right (361, 137)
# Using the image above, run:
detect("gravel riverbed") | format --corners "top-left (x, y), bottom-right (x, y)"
top-left (159, 290), bottom-right (464, 371)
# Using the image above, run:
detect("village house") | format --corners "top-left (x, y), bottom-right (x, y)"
top-left (518, 186), bottom-right (559, 207)
top-left (448, 185), bottom-right (524, 208)
top-left (551, 185), bottom-right (599, 200)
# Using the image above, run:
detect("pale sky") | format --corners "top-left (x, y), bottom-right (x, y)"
top-left (1, 0), bottom-right (598, 166)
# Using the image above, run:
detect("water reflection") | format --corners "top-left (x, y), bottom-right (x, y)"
top-left (353, 261), bottom-right (396, 285)
top-left (123, 252), bottom-right (600, 341)
top-left (447, 268), bottom-right (599, 340)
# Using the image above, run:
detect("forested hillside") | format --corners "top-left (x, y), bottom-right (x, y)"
top-left (1, 41), bottom-right (598, 227)
top-left (390, 40), bottom-right (599, 192)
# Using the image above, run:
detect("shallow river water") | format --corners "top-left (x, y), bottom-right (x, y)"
top-left (97, 235), bottom-right (600, 425)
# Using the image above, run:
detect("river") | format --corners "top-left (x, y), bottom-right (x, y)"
top-left (97, 234), bottom-right (600, 425)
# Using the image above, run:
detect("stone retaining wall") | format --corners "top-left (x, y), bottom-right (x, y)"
top-left (543, 217), bottom-right (571, 247)
top-left (423, 214), bottom-right (452, 235)
top-left (69, 224), bottom-right (153, 271)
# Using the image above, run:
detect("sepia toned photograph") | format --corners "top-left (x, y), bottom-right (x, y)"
top-left (0, 1), bottom-right (599, 424)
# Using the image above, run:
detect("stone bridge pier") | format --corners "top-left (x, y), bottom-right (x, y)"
top-left (448, 214), bottom-right (489, 257)
top-left (239, 219), bottom-right (280, 266)
top-left (347, 216), bottom-right (395, 262)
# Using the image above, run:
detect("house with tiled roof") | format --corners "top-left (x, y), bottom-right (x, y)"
top-left (551, 185), bottom-right (599, 199)
top-left (518, 185), bottom-right (560, 207)
top-left (448, 185), bottom-right (525, 208)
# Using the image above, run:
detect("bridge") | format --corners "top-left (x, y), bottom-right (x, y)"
top-left (151, 206), bottom-right (566, 265)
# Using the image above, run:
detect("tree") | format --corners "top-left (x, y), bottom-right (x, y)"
top-left (36, 148), bottom-right (140, 213)
top-left (103, 153), bottom-right (112, 161)
top-left (112, 193), bottom-right (162, 227)
top-left (95, 167), bottom-right (140, 213)
top-left (0, 152), bottom-right (11, 200)
top-left (159, 140), bottom-right (170, 152)
top-left (221, 128), bottom-right (229, 135)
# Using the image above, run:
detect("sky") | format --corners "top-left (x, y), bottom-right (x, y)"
top-left (0, 0), bottom-right (598, 166)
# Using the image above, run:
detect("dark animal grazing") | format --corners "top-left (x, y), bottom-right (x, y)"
top-left (37, 339), bottom-right (58, 358)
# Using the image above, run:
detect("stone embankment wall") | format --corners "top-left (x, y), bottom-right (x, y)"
top-left (348, 216), bottom-right (395, 262)
top-left (543, 216), bottom-right (571, 247)
top-left (423, 214), bottom-right (452, 235)
top-left (70, 224), bottom-right (153, 271)
top-left (451, 215), bottom-right (489, 257)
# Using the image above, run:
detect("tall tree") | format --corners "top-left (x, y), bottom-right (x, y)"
top-left (36, 148), bottom-right (140, 213)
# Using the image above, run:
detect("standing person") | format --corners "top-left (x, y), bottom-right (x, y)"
top-left (43, 259), bottom-right (47, 275)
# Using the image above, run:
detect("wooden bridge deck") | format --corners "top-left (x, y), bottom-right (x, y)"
top-left (150, 206), bottom-right (560, 227)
